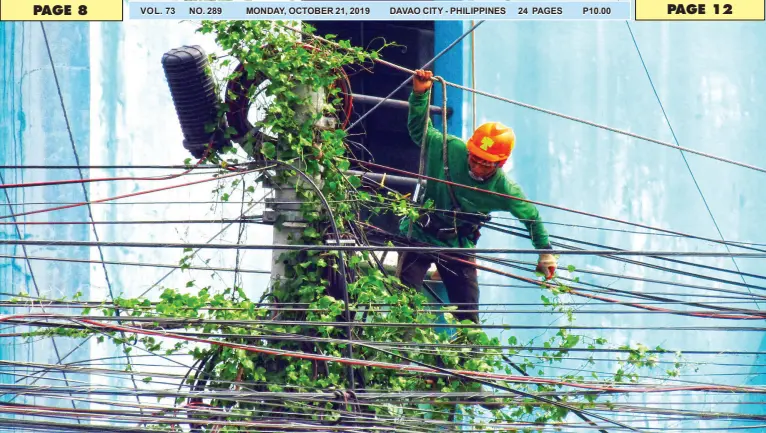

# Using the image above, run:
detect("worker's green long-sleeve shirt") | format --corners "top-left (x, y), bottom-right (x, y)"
top-left (399, 90), bottom-right (551, 250)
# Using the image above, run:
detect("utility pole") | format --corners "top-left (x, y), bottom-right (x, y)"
top-left (263, 84), bottom-right (335, 287)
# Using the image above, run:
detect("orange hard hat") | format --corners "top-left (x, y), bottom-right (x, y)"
top-left (466, 122), bottom-right (515, 163)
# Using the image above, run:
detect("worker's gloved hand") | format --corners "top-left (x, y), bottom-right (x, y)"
top-left (536, 253), bottom-right (558, 280)
top-left (413, 69), bottom-right (433, 94)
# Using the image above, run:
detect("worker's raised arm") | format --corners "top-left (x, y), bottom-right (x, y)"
top-left (407, 69), bottom-right (444, 147)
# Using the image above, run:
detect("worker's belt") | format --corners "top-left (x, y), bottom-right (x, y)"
top-left (415, 212), bottom-right (486, 242)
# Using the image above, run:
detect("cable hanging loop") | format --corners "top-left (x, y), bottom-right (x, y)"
top-left (433, 76), bottom-right (462, 241)
top-left (407, 80), bottom-right (437, 240)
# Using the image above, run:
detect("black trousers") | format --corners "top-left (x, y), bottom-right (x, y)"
top-left (396, 251), bottom-right (479, 323)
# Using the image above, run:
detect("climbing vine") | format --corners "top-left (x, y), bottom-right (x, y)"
top-left (19, 20), bottom-right (688, 431)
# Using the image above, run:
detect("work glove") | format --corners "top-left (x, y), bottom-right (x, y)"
top-left (536, 253), bottom-right (558, 280)
top-left (413, 69), bottom-right (433, 94)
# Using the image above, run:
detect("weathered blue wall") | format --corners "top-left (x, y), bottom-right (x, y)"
top-left (466, 21), bottom-right (766, 430)
top-left (0, 21), bottom-right (92, 410)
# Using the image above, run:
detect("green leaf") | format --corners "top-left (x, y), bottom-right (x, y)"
top-left (241, 357), bottom-right (254, 371)
top-left (347, 175), bottom-right (361, 188)
top-left (303, 226), bottom-right (319, 238)
top-left (337, 159), bottom-right (350, 172)
top-left (262, 142), bottom-right (276, 159)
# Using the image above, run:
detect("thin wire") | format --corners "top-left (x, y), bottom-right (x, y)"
top-left (0, 199), bottom-right (357, 207)
top-left (0, 238), bottom-right (764, 257)
top-left (9, 302), bottom-right (766, 316)
top-left (0, 166), bottom-right (268, 221)
top-left (20, 315), bottom-right (763, 399)
top-left (351, 158), bottom-right (766, 256)
top-left (0, 217), bottom-right (264, 225)
top-left (0, 167), bottom-right (80, 418)
top-left (40, 23), bottom-right (143, 407)
top-left (0, 164), bottom-right (226, 169)
top-left (432, 75), bottom-right (766, 176)
top-left (136, 186), bottom-right (270, 299)
top-left (22, 315), bottom-right (766, 332)
top-left (485, 220), bottom-right (766, 287)
top-left (477, 244), bottom-right (766, 301)
top-left (0, 167), bottom-right (218, 190)
top-left (7, 294), bottom-right (766, 308)
top-left (626, 21), bottom-right (759, 310)
top-left (0, 253), bottom-right (270, 275)
top-left (11, 194), bottom-right (766, 246)
top-left (342, 21), bottom-right (485, 132)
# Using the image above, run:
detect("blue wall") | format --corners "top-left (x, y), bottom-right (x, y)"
top-left (433, 22), bottom-right (465, 138)
top-left (471, 21), bottom-right (766, 429)
top-left (1, 22), bottom-right (93, 410)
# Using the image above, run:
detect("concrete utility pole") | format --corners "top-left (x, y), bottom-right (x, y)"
top-left (264, 84), bottom-right (336, 287)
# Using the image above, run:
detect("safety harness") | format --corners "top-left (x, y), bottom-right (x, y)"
top-left (412, 77), bottom-right (489, 246)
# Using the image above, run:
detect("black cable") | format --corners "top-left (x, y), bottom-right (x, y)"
top-left (382, 203), bottom-right (766, 248)
top-left (0, 217), bottom-right (264, 225)
top-left (25, 316), bottom-right (766, 331)
top-left (1, 238), bottom-right (764, 257)
top-left (347, 340), bottom-right (644, 432)
top-left (8, 303), bottom-right (766, 316)
top-left (0, 172), bottom-right (80, 418)
top-left (475, 254), bottom-right (766, 318)
top-left (0, 164), bottom-right (228, 170)
top-left (476, 244), bottom-right (766, 303)
top-left (0, 253), bottom-right (270, 275)
top-left (345, 21), bottom-right (485, 132)
top-left (361, 222), bottom-right (766, 317)
top-left (488, 221), bottom-right (766, 287)
top-left (352, 158), bottom-right (766, 256)
top-left (8, 295), bottom-right (765, 309)
top-left (40, 23), bottom-right (146, 412)
top-left (268, 160), bottom-right (356, 392)
top-left (501, 354), bottom-right (609, 433)
top-left (479, 231), bottom-right (766, 301)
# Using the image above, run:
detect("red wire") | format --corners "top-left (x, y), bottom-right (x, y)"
top-left (0, 166), bottom-right (261, 221)
top-left (0, 148), bottom-right (211, 190)
top-left (1, 313), bottom-right (758, 395)
top-left (450, 255), bottom-right (766, 320)
top-left (348, 158), bottom-right (762, 249)
top-left (337, 70), bottom-right (353, 130)
top-left (352, 219), bottom-right (766, 320)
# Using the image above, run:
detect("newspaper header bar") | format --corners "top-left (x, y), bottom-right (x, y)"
top-left (129, 1), bottom-right (630, 20)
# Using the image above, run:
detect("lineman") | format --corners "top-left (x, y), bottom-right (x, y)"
top-left (396, 69), bottom-right (557, 324)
